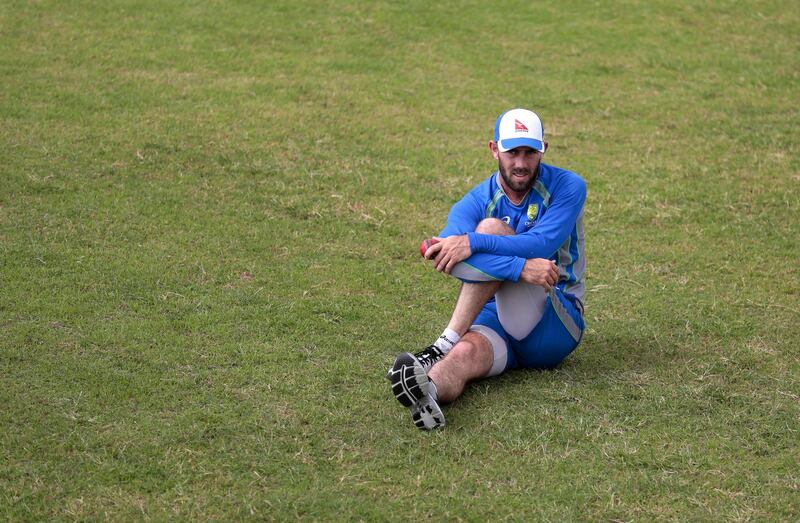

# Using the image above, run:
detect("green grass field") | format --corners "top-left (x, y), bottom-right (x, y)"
top-left (2, 0), bottom-right (798, 520)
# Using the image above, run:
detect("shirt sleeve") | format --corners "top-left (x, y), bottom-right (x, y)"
top-left (438, 193), bottom-right (484, 237)
top-left (438, 187), bottom-right (528, 282)
top-left (467, 174), bottom-right (586, 259)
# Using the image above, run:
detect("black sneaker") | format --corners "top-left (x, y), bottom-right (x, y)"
top-left (411, 394), bottom-right (446, 430)
top-left (388, 352), bottom-right (429, 407)
top-left (385, 344), bottom-right (444, 379)
top-left (413, 345), bottom-right (445, 370)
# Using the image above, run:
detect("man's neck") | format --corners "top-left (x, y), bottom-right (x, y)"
top-left (503, 186), bottom-right (528, 206)
top-left (498, 168), bottom-right (539, 205)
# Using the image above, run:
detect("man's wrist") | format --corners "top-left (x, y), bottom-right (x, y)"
top-left (466, 232), bottom-right (479, 252)
top-left (510, 257), bottom-right (526, 282)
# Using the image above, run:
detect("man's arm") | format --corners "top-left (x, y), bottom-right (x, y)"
top-left (468, 174), bottom-right (586, 259)
top-left (438, 193), bottom-right (484, 237)
top-left (422, 192), bottom-right (484, 274)
top-left (427, 193), bottom-right (528, 278)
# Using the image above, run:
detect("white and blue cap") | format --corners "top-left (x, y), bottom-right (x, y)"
top-left (494, 108), bottom-right (545, 152)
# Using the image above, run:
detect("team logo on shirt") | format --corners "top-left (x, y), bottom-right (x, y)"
top-left (525, 204), bottom-right (538, 228)
top-left (514, 119), bottom-right (529, 132)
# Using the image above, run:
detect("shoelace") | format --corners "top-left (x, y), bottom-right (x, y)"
top-left (414, 345), bottom-right (444, 369)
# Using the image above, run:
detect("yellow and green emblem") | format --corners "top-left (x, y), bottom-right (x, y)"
top-left (527, 204), bottom-right (538, 220)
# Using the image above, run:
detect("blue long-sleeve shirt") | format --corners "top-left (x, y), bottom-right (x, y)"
top-left (439, 163), bottom-right (587, 301)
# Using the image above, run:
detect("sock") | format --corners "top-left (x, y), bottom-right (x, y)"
top-left (434, 328), bottom-right (460, 354)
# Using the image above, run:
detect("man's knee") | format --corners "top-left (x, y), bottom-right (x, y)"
top-left (475, 218), bottom-right (515, 236)
top-left (447, 332), bottom-right (493, 368)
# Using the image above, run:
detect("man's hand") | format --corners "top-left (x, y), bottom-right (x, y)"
top-left (425, 235), bottom-right (472, 273)
top-left (520, 258), bottom-right (559, 291)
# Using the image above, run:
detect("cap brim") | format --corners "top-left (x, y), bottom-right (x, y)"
top-left (498, 137), bottom-right (544, 152)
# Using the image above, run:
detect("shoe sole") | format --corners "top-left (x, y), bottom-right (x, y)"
top-left (388, 352), bottom-right (430, 407)
top-left (411, 398), bottom-right (446, 430)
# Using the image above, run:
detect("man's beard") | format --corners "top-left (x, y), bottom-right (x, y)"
top-left (499, 162), bottom-right (539, 194)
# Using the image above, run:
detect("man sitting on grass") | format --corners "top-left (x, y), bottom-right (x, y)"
top-left (388, 108), bottom-right (587, 430)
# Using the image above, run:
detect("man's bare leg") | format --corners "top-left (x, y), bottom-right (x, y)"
top-left (390, 217), bottom-right (515, 428)
top-left (442, 217), bottom-right (514, 337)
top-left (428, 331), bottom-right (493, 403)
top-left (426, 217), bottom-right (514, 403)
top-left (444, 281), bottom-right (501, 337)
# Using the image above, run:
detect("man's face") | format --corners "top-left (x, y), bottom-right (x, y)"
top-left (495, 145), bottom-right (543, 194)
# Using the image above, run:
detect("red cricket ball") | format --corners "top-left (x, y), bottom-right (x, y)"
top-left (419, 238), bottom-right (439, 257)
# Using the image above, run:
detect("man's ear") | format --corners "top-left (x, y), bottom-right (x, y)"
top-left (488, 141), bottom-right (500, 160)
top-left (542, 141), bottom-right (549, 154)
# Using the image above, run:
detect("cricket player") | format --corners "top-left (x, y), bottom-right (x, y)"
top-left (388, 108), bottom-right (586, 430)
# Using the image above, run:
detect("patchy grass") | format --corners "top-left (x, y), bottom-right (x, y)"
top-left (1, 0), bottom-right (798, 520)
